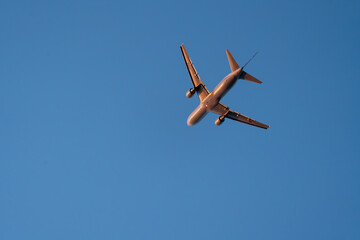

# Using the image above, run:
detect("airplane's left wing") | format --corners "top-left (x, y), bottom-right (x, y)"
top-left (180, 44), bottom-right (209, 101)
top-left (211, 102), bottom-right (269, 129)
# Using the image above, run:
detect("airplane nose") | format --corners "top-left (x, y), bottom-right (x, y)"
top-left (187, 104), bottom-right (207, 126)
top-left (187, 117), bottom-right (195, 126)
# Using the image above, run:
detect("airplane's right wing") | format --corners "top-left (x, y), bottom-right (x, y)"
top-left (180, 44), bottom-right (209, 101)
top-left (211, 102), bottom-right (269, 129)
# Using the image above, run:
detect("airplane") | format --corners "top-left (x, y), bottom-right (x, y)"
top-left (180, 44), bottom-right (269, 129)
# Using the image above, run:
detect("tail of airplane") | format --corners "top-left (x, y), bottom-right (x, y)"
top-left (226, 49), bottom-right (240, 72)
top-left (226, 49), bottom-right (262, 84)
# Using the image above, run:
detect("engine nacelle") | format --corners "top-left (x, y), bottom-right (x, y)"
top-left (186, 88), bottom-right (195, 98)
top-left (215, 116), bottom-right (225, 126)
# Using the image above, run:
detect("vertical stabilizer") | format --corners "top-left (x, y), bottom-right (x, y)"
top-left (226, 49), bottom-right (240, 72)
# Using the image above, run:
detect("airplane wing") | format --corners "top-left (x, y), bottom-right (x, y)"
top-left (180, 44), bottom-right (209, 101)
top-left (210, 102), bottom-right (269, 129)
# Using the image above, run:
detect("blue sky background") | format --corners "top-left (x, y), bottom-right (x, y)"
top-left (1, 0), bottom-right (359, 239)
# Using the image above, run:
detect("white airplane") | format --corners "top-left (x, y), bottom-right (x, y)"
top-left (180, 44), bottom-right (269, 129)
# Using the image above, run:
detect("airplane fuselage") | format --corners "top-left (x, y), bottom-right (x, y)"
top-left (187, 68), bottom-right (242, 126)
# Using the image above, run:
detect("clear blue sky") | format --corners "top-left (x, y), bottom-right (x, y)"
top-left (1, 0), bottom-right (359, 239)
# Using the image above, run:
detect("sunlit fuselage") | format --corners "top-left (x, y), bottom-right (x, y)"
top-left (187, 68), bottom-right (242, 126)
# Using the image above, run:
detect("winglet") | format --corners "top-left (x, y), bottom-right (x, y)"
top-left (226, 49), bottom-right (240, 72)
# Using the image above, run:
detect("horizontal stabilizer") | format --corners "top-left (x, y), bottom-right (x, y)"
top-left (241, 71), bottom-right (262, 84)
top-left (226, 49), bottom-right (240, 72)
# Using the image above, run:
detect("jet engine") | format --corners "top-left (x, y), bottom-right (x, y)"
top-left (186, 88), bottom-right (195, 98)
top-left (215, 116), bottom-right (225, 126)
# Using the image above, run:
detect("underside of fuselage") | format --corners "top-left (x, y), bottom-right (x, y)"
top-left (187, 103), bottom-right (208, 126)
top-left (187, 70), bottom-right (240, 126)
